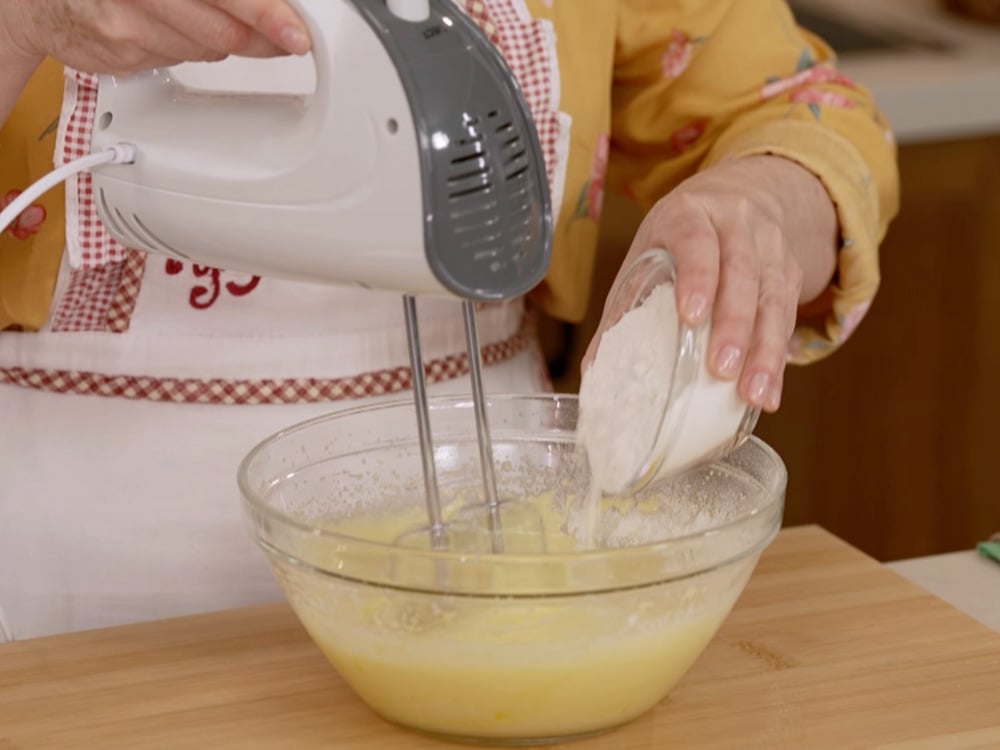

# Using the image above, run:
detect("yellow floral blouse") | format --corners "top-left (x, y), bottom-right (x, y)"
top-left (0, 0), bottom-right (899, 365)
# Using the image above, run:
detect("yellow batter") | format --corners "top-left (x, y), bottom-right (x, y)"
top-left (281, 492), bottom-right (741, 741)
top-left (299, 602), bottom-right (723, 740)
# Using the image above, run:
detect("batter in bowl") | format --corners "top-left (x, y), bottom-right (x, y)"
top-left (280, 490), bottom-right (750, 742)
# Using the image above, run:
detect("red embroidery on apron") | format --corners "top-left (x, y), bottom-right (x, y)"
top-left (164, 260), bottom-right (262, 310)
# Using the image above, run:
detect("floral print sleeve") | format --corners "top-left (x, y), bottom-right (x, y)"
top-left (0, 190), bottom-right (47, 240)
top-left (611, 0), bottom-right (900, 364)
top-left (0, 59), bottom-right (65, 332)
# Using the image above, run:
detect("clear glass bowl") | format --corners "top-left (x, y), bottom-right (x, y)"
top-left (586, 248), bottom-right (761, 493)
top-left (238, 394), bottom-right (786, 746)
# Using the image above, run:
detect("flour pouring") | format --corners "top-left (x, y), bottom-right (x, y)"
top-left (578, 249), bottom-right (760, 498)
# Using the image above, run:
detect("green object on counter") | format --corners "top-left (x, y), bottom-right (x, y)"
top-left (977, 540), bottom-right (1000, 565)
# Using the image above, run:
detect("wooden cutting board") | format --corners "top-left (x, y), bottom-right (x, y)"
top-left (2, 526), bottom-right (999, 750)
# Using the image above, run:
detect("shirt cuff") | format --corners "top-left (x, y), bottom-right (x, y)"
top-left (701, 118), bottom-right (883, 364)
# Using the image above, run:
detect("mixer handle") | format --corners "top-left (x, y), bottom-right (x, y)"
top-left (92, 0), bottom-right (429, 205)
top-left (285, 0), bottom-right (429, 108)
top-left (278, 0), bottom-right (334, 122)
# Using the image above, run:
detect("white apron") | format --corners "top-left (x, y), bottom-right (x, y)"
top-left (0, 296), bottom-right (548, 642)
top-left (0, 3), bottom-right (570, 641)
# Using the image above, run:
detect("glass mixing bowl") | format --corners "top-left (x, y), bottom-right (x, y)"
top-left (238, 394), bottom-right (786, 746)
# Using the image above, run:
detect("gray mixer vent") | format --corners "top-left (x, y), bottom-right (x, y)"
top-left (444, 108), bottom-right (538, 273)
top-left (351, 0), bottom-right (553, 301)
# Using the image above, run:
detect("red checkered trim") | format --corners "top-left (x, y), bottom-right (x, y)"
top-left (457, 0), bottom-right (560, 189)
top-left (0, 315), bottom-right (535, 405)
top-left (50, 249), bottom-right (146, 333)
top-left (106, 251), bottom-right (146, 332)
top-left (59, 70), bottom-right (128, 268)
top-left (52, 70), bottom-right (144, 333)
top-left (50, 260), bottom-right (122, 332)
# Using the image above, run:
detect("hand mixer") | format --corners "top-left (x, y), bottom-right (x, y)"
top-left (41, 0), bottom-right (553, 552)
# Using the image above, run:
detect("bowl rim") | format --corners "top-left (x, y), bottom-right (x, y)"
top-left (237, 392), bottom-right (787, 568)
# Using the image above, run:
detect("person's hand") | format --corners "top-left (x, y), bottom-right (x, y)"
top-left (0, 0), bottom-right (311, 75)
top-left (586, 155), bottom-right (838, 413)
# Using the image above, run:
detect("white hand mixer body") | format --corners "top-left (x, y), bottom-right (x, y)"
top-left (81, 0), bottom-right (555, 552)
top-left (89, 0), bottom-right (551, 300)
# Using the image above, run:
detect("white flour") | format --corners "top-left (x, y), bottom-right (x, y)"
top-left (577, 281), bottom-right (752, 511)
top-left (578, 283), bottom-right (678, 497)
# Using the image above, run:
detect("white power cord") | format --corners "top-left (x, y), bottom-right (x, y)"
top-left (0, 144), bottom-right (136, 238)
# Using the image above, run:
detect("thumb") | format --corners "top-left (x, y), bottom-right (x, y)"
top-left (211, 0), bottom-right (311, 55)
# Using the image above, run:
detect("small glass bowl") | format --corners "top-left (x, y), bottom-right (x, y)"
top-left (588, 248), bottom-right (760, 493)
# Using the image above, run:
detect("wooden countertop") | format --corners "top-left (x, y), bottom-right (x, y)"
top-left (2, 526), bottom-right (1000, 749)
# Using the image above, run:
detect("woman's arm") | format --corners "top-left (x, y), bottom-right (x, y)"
top-left (598, 0), bottom-right (900, 411)
top-left (0, 3), bottom-right (44, 127)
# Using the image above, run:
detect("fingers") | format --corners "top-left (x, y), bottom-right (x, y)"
top-left (606, 187), bottom-right (800, 413)
top-left (23, 0), bottom-right (308, 75)
top-left (144, 0), bottom-right (285, 61)
top-left (774, 253), bottom-right (804, 410)
top-left (65, 3), bottom-right (207, 75)
top-left (130, 14), bottom-right (230, 66)
top-left (209, 0), bottom-right (311, 55)
top-left (768, 368), bottom-right (785, 413)
top-left (584, 195), bottom-right (719, 379)
top-left (737, 243), bottom-right (785, 411)
top-left (712, 207), bottom-right (798, 412)
top-left (703, 200), bottom-right (762, 386)
top-left (651, 194), bottom-right (720, 330)
top-left (90, 49), bottom-right (189, 77)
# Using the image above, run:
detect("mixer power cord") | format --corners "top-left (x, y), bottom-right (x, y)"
top-left (0, 144), bottom-right (137, 239)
